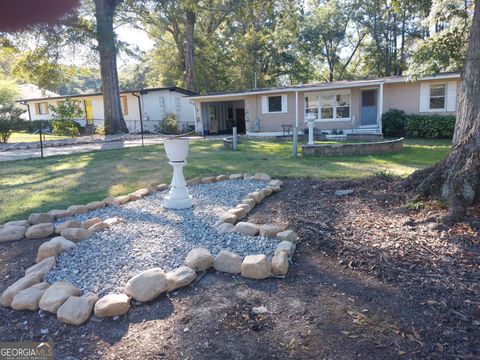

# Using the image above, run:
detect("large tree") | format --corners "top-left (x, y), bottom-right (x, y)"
top-left (94, 0), bottom-right (128, 134)
top-left (408, 0), bottom-right (479, 223)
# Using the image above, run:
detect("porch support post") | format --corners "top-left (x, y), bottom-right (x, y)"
top-left (193, 100), bottom-right (198, 133)
top-left (378, 82), bottom-right (384, 133)
top-left (295, 91), bottom-right (299, 128)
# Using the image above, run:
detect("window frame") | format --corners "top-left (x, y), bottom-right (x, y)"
top-left (175, 97), bottom-right (181, 113)
top-left (262, 94), bottom-right (288, 114)
top-left (304, 90), bottom-right (351, 122)
top-left (429, 83), bottom-right (446, 111)
top-left (36, 102), bottom-right (49, 115)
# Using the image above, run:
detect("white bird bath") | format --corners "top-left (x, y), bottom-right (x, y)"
top-left (306, 113), bottom-right (317, 145)
top-left (163, 138), bottom-right (192, 209)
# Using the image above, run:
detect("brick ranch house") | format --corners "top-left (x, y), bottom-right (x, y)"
top-left (189, 72), bottom-right (460, 136)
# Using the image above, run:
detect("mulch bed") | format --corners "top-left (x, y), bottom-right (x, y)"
top-left (0, 176), bottom-right (478, 359)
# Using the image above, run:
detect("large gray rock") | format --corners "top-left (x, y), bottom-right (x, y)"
top-left (57, 292), bottom-right (98, 325)
top-left (55, 220), bottom-right (81, 235)
top-left (213, 250), bottom-right (243, 274)
top-left (241, 255), bottom-right (271, 279)
top-left (85, 201), bottom-right (106, 211)
top-left (275, 241), bottom-right (296, 257)
top-left (0, 226), bottom-right (26, 243)
top-left (4, 220), bottom-right (29, 227)
top-left (233, 222), bottom-right (259, 236)
top-left (132, 188), bottom-right (150, 197)
top-left (48, 209), bottom-right (73, 219)
top-left (81, 218), bottom-right (101, 229)
top-left (28, 213), bottom-right (54, 225)
top-left (115, 195), bottom-right (130, 205)
top-left (247, 191), bottom-right (262, 204)
top-left (216, 174), bottom-right (229, 181)
top-left (241, 198), bottom-right (256, 208)
top-left (271, 252), bottom-right (289, 276)
top-left (0, 272), bottom-right (43, 307)
top-left (67, 205), bottom-right (89, 215)
top-left (103, 196), bottom-right (120, 206)
top-left (228, 207), bottom-right (246, 220)
top-left (201, 176), bottom-right (217, 184)
top-left (184, 248), bottom-right (214, 271)
top-left (269, 179), bottom-right (283, 187)
top-left (39, 281), bottom-right (81, 313)
top-left (276, 230), bottom-right (298, 243)
top-left (259, 225), bottom-right (284, 238)
top-left (166, 266), bottom-right (197, 292)
top-left (87, 221), bottom-right (110, 234)
top-left (216, 223), bottom-right (234, 235)
top-left (104, 217), bottom-right (124, 226)
top-left (236, 203), bottom-right (252, 214)
top-left (11, 282), bottom-right (50, 311)
top-left (36, 236), bottom-right (76, 263)
top-left (218, 212), bottom-right (238, 224)
top-left (254, 173), bottom-right (271, 181)
top-left (25, 256), bottom-right (56, 277)
top-left (61, 227), bottom-right (91, 242)
top-left (229, 173), bottom-right (244, 180)
top-left (94, 294), bottom-right (131, 318)
top-left (124, 268), bottom-right (168, 302)
top-left (25, 223), bottom-right (54, 240)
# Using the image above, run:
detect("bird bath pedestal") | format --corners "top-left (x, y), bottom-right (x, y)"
top-left (163, 138), bottom-right (192, 209)
top-left (306, 113), bottom-right (317, 146)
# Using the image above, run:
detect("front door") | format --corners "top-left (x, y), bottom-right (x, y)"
top-left (360, 90), bottom-right (378, 126)
top-left (84, 99), bottom-right (94, 124)
top-left (235, 108), bottom-right (246, 134)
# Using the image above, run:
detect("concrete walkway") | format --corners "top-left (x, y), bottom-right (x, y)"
top-left (0, 137), bottom-right (170, 162)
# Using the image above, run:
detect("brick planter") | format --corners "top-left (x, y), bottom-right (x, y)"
top-left (302, 138), bottom-right (404, 156)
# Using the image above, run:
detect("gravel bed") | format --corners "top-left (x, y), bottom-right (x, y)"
top-left (46, 179), bottom-right (277, 296)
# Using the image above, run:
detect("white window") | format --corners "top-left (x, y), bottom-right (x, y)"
top-left (175, 97), bottom-right (181, 113)
top-left (159, 97), bottom-right (165, 113)
top-left (36, 102), bottom-right (49, 115)
top-left (305, 91), bottom-right (351, 121)
top-left (429, 84), bottom-right (446, 110)
top-left (261, 94), bottom-right (288, 114)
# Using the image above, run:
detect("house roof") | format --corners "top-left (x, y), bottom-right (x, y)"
top-left (17, 86), bottom-right (197, 103)
top-left (188, 72), bottom-right (461, 100)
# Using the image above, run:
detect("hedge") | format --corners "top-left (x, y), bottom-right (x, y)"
top-left (382, 109), bottom-right (456, 139)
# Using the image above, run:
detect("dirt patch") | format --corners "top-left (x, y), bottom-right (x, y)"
top-left (0, 177), bottom-right (478, 359)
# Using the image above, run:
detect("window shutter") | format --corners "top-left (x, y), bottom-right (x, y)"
top-left (447, 81), bottom-right (457, 112)
top-left (419, 82), bottom-right (430, 112)
top-left (35, 103), bottom-right (40, 115)
top-left (261, 96), bottom-right (268, 114)
top-left (281, 94), bottom-right (288, 113)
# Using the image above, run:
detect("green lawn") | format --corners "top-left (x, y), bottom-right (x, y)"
top-left (8, 131), bottom-right (71, 143)
top-left (0, 138), bottom-right (451, 223)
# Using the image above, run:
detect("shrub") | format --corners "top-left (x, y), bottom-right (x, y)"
top-left (49, 98), bottom-right (83, 137)
top-left (94, 125), bottom-right (106, 135)
top-left (382, 109), bottom-right (407, 137)
top-left (156, 113), bottom-right (179, 135)
top-left (0, 105), bottom-right (24, 143)
top-left (405, 114), bottom-right (456, 139)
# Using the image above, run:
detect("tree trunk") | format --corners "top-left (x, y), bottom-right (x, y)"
top-left (410, 1), bottom-right (480, 223)
top-left (94, 0), bottom-right (128, 134)
top-left (184, 8), bottom-right (196, 91)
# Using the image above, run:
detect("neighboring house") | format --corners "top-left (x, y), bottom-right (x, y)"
top-left (17, 87), bottom-right (196, 133)
top-left (189, 72), bottom-right (460, 136)
top-left (16, 84), bottom-right (59, 120)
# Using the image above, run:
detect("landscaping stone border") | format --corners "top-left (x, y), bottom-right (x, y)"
top-left (0, 173), bottom-right (298, 326)
top-left (302, 137), bottom-right (404, 156)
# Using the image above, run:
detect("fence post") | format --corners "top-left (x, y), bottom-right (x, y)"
top-left (39, 127), bottom-right (44, 159)
top-left (232, 127), bottom-right (238, 151)
top-left (292, 127), bottom-right (298, 157)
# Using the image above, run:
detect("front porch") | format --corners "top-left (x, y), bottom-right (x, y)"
top-left (198, 100), bottom-right (246, 135)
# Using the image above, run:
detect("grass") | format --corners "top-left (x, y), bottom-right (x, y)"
top-left (0, 138), bottom-right (451, 223)
top-left (8, 131), bottom-right (70, 143)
